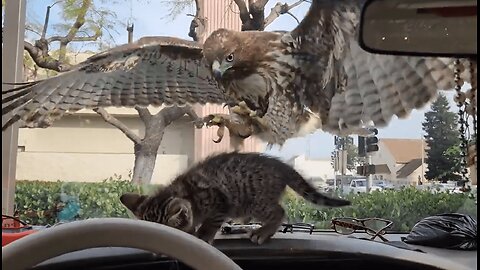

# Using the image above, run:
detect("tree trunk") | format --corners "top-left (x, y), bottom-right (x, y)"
top-left (130, 108), bottom-right (165, 184)
top-left (96, 106), bottom-right (201, 184)
top-left (131, 141), bottom-right (161, 185)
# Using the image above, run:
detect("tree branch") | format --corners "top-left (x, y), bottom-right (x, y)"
top-left (187, 0), bottom-right (206, 42)
top-left (64, 0), bottom-right (91, 42)
top-left (24, 40), bottom-right (72, 72)
top-left (94, 108), bottom-right (142, 144)
top-left (233, 0), bottom-right (251, 25)
top-left (58, 0), bottom-right (92, 62)
top-left (47, 33), bottom-right (102, 43)
top-left (234, 0), bottom-right (282, 31)
top-left (23, 0), bottom-right (99, 74)
top-left (41, 5), bottom-right (52, 40)
top-left (134, 106), bottom-right (152, 122)
top-left (148, 106), bottom-right (202, 129)
top-left (253, 0), bottom-right (269, 9)
top-left (264, 0), bottom-right (305, 28)
top-left (182, 106), bottom-right (204, 128)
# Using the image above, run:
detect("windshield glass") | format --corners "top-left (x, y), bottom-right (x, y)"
top-left (2, 0), bottom-right (476, 236)
top-left (356, 181), bottom-right (366, 187)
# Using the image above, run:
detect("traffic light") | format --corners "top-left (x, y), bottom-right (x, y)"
top-left (330, 152), bottom-right (336, 170)
top-left (358, 136), bottom-right (366, 157)
top-left (356, 164), bottom-right (376, 176)
top-left (366, 128), bottom-right (379, 153)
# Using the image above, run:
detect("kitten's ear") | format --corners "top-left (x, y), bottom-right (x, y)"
top-left (120, 193), bottom-right (147, 213)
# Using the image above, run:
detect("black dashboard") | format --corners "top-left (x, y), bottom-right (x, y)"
top-left (31, 233), bottom-right (476, 270)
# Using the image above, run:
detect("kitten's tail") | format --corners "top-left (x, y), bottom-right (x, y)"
top-left (286, 170), bottom-right (351, 207)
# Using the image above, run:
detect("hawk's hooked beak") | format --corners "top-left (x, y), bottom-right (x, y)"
top-left (212, 60), bottom-right (225, 80)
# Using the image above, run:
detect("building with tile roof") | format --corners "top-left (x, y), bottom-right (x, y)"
top-left (370, 138), bottom-right (428, 186)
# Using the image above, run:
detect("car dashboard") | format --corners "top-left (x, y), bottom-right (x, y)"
top-left (31, 232), bottom-right (476, 270)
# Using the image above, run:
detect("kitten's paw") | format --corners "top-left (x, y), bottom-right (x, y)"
top-left (248, 229), bottom-right (273, 245)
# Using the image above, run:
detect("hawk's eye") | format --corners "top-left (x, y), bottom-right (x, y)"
top-left (225, 53), bottom-right (234, 62)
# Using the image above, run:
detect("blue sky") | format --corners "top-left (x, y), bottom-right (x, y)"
top-left (24, 0), bottom-right (463, 160)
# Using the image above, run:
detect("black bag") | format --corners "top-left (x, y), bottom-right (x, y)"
top-left (402, 213), bottom-right (477, 250)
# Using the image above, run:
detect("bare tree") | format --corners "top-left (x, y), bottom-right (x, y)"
top-left (92, 21), bottom-right (204, 184)
top-left (233, 0), bottom-right (307, 31)
top-left (94, 106), bottom-right (203, 184)
top-left (166, 0), bottom-right (308, 36)
top-left (23, 0), bottom-right (116, 73)
top-left (187, 0), bottom-right (207, 41)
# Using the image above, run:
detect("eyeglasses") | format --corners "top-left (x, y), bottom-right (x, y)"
top-left (331, 217), bottom-right (393, 242)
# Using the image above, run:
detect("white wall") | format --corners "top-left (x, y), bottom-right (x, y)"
top-left (370, 141), bottom-right (398, 182)
top-left (18, 112), bottom-right (195, 157)
top-left (16, 109), bottom-right (195, 184)
top-left (16, 152), bottom-right (188, 185)
top-left (293, 155), bottom-right (335, 182)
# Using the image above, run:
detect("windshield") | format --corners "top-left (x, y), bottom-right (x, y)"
top-left (2, 0), bottom-right (476, 237)
top-left (355, 181), bottom-right (366, 187)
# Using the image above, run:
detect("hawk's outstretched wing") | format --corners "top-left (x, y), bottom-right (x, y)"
top-left (2, 36), bottom-right (227, 130)
top-left (289, 0), bottom-right (475, 135)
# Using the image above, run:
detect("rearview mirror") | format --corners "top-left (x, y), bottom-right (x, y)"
top-left (359, 0), bottom-right (477, 57)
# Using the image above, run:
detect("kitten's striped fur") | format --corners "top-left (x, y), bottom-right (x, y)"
top-left (120, 152), bottom-right (350, 245)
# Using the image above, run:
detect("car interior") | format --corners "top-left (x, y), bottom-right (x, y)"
top-left (1, 0), bottom-right (477, 270)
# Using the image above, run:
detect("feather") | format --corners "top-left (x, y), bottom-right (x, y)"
top-left (2, 0), bottom-right (476, 147)
top-left (2, 36), bottom-right (226, 131)
top-left (289, 0), bottom-right (473, 136)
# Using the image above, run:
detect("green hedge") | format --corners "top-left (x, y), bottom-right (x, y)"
top-left (15, 177), bottom-right (145, 225)
top-left (284, 187), bottom-right (477, 231)
top-left (15, 179), bottom-right (477, 232)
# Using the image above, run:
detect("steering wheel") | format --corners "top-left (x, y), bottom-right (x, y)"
top-left (2, 218), bottom-right (242, 270)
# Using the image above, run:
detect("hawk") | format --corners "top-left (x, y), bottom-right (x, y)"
top-left (2, 0), bottom-right (475, 148)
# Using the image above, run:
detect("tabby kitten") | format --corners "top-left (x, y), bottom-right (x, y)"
top-left (120, 152), bottom-right (350, 245)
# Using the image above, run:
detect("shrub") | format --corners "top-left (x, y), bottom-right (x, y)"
top-left (15, 180), bottom-right (477, 232)
top-left (14, 176), bottom-right (147, 225)
top-left (283, 187), bottom-right (477, 231)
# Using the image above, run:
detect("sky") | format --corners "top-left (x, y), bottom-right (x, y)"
top-left (23, 0), bottom-right (466, 160)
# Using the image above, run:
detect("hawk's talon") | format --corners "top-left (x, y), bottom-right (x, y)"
top-left (193, 119), bottom-right (205, 129)
top-left (237, 101), bottom-right (248, 109)
top-left (203, 114), bottom-right (226, 127)
top-left (200, 112), bottom-right (257, 147)
top-left (231, 102), bottom-right (256, 117)
top-left (231, 106), bottom-right (248, 116)
top-left (213, 125), bottom-right (225, 143)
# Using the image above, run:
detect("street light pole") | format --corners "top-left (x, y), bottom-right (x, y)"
top-left (2, 0), bottom-right (26, 215)
top-left (366, 154), bottom-right (372, 193)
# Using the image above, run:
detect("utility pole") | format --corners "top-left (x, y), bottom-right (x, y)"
top-left (365, 128), bottom-right (379, 192)
top-left (357, 127), bottom-right (379, 193)
top-left (421, 135), bottom-right (425, 185)
top-left (333, 136), bottom-right (339, 190)
top-left (366, 154), bottom-right (373, 192)
top-left (127, 23), bottom-right (134, 44)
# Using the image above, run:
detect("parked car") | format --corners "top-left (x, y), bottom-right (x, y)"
top-left (373, 181), bottom-right (395, 190)
top-left (343, 179), bottom-right (383, 194)
top-left (427, 183), bottom-right (464, 194)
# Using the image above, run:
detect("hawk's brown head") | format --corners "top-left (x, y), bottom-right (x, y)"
top-left (203, 28), bottom-right (281, 84)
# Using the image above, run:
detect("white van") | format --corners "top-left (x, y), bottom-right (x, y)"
top-left (343, 179), bottom-right (383, 194)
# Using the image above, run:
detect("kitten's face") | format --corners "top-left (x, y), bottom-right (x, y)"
top-left (120, 193), bottom-right (194, 233)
